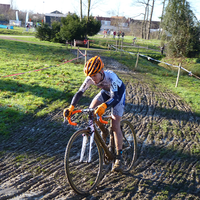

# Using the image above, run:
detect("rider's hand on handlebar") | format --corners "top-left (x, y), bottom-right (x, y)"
top-left (63, 105), bottom-right (75, 119)
top-left (95, 103), bottom-right (107, 116)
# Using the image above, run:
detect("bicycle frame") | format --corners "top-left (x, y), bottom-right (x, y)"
top-left (65, 108), bottom-right (115, 163)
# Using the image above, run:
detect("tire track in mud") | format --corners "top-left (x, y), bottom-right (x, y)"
top-left (0, 53), bottom-right (200, 199)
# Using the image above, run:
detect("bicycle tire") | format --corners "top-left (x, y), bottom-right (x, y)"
top-left (121, 120), bottom-right (137, 172)
top-left (64, 129), bottom-right (103, 195)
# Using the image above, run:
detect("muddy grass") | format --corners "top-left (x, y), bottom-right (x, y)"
top-left (0, 49), bottom-right (200, 200)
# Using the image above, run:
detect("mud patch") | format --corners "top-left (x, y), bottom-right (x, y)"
top-left (0, 50), bottom-right (200, 199)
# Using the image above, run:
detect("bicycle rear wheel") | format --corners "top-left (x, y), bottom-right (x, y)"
top-left (121, 120), bottom-right (137, 172)
top-left (64, 129), bottom-right (103, 195)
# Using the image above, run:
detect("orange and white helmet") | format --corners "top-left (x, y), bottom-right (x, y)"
top-left (84, 56), bottom-right (104, 76)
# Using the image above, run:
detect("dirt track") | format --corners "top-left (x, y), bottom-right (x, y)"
top-left (0, 50), bottom-right (200, 199)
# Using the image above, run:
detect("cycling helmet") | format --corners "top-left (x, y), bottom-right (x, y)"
top-left (84, 56), bottom-right (104, 76)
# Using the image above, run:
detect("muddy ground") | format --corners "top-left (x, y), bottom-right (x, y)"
top-left (0, 50), bottom-right (200, 200)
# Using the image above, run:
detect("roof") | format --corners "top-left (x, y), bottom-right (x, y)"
top-left (45, 13), bottom-right (67, 17)
top-left (111, 16), bottom-right (125, 19)
top-left (94, 16), bottom-right (112, 21)
top-left (51, 10), bottom-right (63, 14)
top-left (44, 10), bottom-right (71, 18)
top-left (95, 15), bottom-right (128, 22)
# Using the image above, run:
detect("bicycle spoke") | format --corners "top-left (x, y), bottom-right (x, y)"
top-left (64, 129), bottom-right (103, 194)
top-left (121, 120), bottom-right (137, 172)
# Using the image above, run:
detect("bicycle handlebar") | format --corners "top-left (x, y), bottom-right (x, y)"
top-left (66, 109), bottom-right (108, 126)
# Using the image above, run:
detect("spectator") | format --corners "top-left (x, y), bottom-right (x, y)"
top-left (103, 29), bottom-right (107, 38)
top-left (121, 32), bottom-right (125, 40)
top-left (26, 23), bottom-right (29, 31)
top-left (113, 31), bottom-right (116, 39)
top-left (133, 37), bottom-right (137, 45)
top-left (107, 29), bottom-right (110, 37)
top-left (160, 46), bottom-right (164, 55)
top-left (117, 32), bottom-right (120, 39)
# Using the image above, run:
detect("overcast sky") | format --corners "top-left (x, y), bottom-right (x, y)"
top-left (0, 0), bottom-right (200, 21)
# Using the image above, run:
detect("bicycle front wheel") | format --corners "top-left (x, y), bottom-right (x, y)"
top-left (64, 129), bottom-right (103, 195)
top-left (121, 120), bottom-right (137, 172)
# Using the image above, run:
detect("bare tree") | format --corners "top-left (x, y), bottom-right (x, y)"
top-left (132, 0), bottom-right (158, 39)
top-left (87, 0), bottom-right (91, 21)
top-left (10, 0), bottom-right (14, 9)
top-left (79, 0), bottom-right (90, 22)
top-left (132, 0), bottom-right (150, 38)
top-left (158, 0), bottom-right (167, 39)
top-left (80, 0), bottom-right (82, 21)
top-left (138, 0), bottom-right (150, 38)
top-left (147, 0), bottom-right (155, 39)
top-left (144, 0), bottom-right (150, 39)
top-left (111, 16), bottom-right (127, 32)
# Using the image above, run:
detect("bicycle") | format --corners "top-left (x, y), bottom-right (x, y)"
top-left (64, 108), bottom-right (137, 195)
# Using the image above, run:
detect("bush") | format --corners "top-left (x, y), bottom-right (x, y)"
top-left (35, 13), bottom-right (101, 43)
top-left (35, 23), bottom-right (52, 41)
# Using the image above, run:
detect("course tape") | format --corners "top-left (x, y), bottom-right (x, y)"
top-left (110, 44), bottom-right (200, 80)
top-left (78, 48), bottom-right (86, 56)
top-left (1, 55), bottom-right (85, 78)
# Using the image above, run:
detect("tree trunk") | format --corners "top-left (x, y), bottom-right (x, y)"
top-left (147, 0), bottom-right (155, 40)
top-left (144, 2), bottom-right (149, 39)
top-left (158, 0), bottom-right (166, 39)
top-left (87, 0), bottom-right (91, 21)
top-left (142, 0), bottom-right (150, 39)
top-left (80, 0), bottom-right (82, 21)
top-left (141, 4), bottom-right (148, 39)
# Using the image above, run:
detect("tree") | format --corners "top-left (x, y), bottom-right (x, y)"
top-left (60, 14), bottom-right (85, 41)
top-left (80, 0), bottom-right (82, 21)
top-left (87, 0), bottom-right (91, 21)
top-left (158, 0), bottom-right (167, 39)
top-left (147, 0), bottom-right (155, 39)
top-left (60, 13), bottom-right (100, 41)
top-left (84, 15), bottom-right (101, 36)
top-left (35, 23), bottom-right (52, 41)
top-left (162, 0), bottom-right (200, 57)
top-left (36, 13), bottom-right (101, 43)
top-left (132, 0), bottom-right (150, 39)
top-left (111, 16), bottom-right (127, 32)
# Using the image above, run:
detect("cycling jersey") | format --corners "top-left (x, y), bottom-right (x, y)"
top-left (70, 70), bottom-right (126, 116)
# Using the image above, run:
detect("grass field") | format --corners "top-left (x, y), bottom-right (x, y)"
top-left (0, 39), bottom-right (86, 135)
top-left (0, 33), bottom-right (200, 136)
top-left (0, 26), bottom-right (35, 36)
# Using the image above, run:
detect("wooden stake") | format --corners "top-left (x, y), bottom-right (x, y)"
top-left (175, 63), bottom-right (181, 87)
top-left (85, 50), bottom-right (87, 65)
top-left (77, 47), bottom-right (79, 61)
top-left (135, 53), bottom-right (139, 69)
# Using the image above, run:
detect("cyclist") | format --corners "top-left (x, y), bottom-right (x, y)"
top-left (63, 56), bottom-right (126, 172)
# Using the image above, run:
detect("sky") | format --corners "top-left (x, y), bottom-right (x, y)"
top-left (1, 0), bottom-right (200, 21)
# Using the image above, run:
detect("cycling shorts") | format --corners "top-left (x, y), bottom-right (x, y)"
top-left (94, 89), bottom-right (126, 117)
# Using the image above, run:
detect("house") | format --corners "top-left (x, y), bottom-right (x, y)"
top-left (94, 15), bottom-right (130, 32)
top-left (44, 10), bottom-right (69, 25)
top-left (0, 4), bottom-right (10, 12)
top-left (94, 15), bottom-right (160, 36)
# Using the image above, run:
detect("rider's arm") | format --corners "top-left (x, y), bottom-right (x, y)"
top-left (105, 82), bottom-right (125, 108)
top-left (71, 90), bottom-right (84, 106)
top-left (70, 77), bottom-right (93, 106)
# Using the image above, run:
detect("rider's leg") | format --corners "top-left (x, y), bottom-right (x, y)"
top-left (111, 115), bottom-right (123, 150)
top-left (89, 98), bottom-right (101, 109)
top-left (111, 115), bottom-right (124, 172)
top-left (89, 98), bottom-right (109, 142)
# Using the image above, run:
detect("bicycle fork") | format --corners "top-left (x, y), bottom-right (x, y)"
top-left (79, 119), bottom-right (94, 163)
